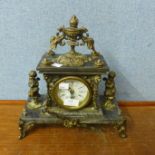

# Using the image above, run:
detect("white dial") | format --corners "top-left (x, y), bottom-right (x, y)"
top-left (58, 80), bottom-right (88, 104)
top-left (52, 76), bottom-right (91, 110)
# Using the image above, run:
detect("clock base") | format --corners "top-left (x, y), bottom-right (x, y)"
top-left (18, 95), bottom-right (127, 139)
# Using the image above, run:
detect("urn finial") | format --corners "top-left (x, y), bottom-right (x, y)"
top-left (69, 15), bottom-right (79, 28)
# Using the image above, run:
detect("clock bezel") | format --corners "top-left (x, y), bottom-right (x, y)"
top-left (51, 76), bottom-right (92, 110)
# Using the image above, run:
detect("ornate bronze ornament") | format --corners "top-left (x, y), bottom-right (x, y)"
top-left (19, 16), bottom-right (127, 139)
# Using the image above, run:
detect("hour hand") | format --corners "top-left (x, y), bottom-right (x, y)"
top-left (69, 87), bottom-right (75, 98)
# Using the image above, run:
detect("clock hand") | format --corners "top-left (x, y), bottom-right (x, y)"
top-left (69, 87), bottom-right (75, 99)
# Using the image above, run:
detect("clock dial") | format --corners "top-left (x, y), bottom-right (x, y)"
top-left (52, 76), bottom-right (91, 110)
top-left (58, 80), bottom-right (88, 101)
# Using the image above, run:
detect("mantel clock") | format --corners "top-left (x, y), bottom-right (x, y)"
top-left (19, 16), bottom-right (127, 139)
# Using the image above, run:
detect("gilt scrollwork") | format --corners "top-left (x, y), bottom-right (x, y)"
top-left (43, 74), bottom-right (61, 107)
top-left (114, 118), bottom-right (127, 138)
top-left (19, 119), bottom-right (35, 140)
top-left (50, 32), bottom-right (65, 50)
top-left (91, 75), bottom-right (101, 109)
top-left (43, 74), bottom-right (53, 107)
top-left (94, 59), bottom-right (105, 68)
top-left (82, 33), bottom-right (100, 56)
top-left (48, 15), bottom-right (101, 67)
top-left (63, 119), bottom-right (79, 128)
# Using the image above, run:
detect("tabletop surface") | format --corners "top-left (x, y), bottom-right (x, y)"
top-left (0, 103), bottom-right (155, 155)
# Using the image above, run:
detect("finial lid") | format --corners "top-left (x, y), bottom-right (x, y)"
top-left (69, 15), bottom-right (79, 28)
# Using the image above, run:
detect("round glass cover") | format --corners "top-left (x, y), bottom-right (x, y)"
top-left (52, 76), bottom-right (92, 110)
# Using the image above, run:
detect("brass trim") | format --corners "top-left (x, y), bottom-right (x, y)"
top-left (51, 76), bottom-right (92, 110)
top-left (48, 15), bottom-right (102, 67)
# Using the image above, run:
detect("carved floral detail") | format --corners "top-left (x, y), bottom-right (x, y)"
top-left (63, 119), bottom-right (78, 128)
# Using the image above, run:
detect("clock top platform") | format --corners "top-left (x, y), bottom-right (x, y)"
top-left (37, 53), bottom-right (109, 75)
top-left (37, 15), bottom-right (109, 75)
